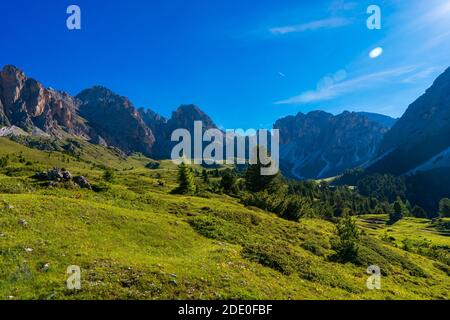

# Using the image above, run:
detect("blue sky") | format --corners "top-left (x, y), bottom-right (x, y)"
top-left (1, 0), bottom-right (449, 129)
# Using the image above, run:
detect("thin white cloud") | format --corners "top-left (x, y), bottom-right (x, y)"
top-left (275, 66), bottom-right (418, 105)
top-left (423, 29), bottom-right (450, 51)
top-left (269, 0), bottom-right (449, 114)
top-left (270, 17), bottom-right (352, 35)
top-left (401, 66), bottom-right (441, 84)
top-left (418, 0), bottom-right (450, 26)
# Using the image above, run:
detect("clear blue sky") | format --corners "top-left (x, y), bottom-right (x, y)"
top-left (1, 0), bottom-right (449, 129)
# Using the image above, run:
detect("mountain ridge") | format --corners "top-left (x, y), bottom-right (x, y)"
top-left (274, 110), bottom-right (389, 179)
top-left (356, 112), bottom-right (397, 128)
top-left (369, 66), bottom-right (450, 175)
top-left (0, 65), bottom-right (91, 138)
top-left (2, 64), bottom-right (448, 181)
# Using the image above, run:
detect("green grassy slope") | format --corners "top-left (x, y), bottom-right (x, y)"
top-left (0, 138), bottom-right (449, 300)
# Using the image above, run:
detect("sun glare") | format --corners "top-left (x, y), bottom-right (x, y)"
top-left (369, 47), bottom-right (383, 59)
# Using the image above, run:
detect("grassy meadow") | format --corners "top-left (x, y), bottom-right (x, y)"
top-left (0, 137), bottom-right (448, 300)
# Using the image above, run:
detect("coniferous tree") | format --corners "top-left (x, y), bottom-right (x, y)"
top-left (390, 197), bottom-right (408, 222)
top-left (176, 162), bottom-right (197, 194)
top-left (245, 145), bottom-right (280, 192)
top-left (411, 205), bottom-right (428, 218)
top-left (333, 213), bottom-right (360, 263)
top-left (220, 170), bottom-right (238, 193)
top-left (439, 198), bottom-right (450, 217)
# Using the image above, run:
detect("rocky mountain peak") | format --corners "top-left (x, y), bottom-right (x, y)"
top-left (77, 86), bottom-right (134, 109)
top-left (139, 107), bottom-right (167, 128)
top-left (142, 104), bottom-right (218, 159)
top-left (138, 107), bottom-right (167, 144)
top-left (0, 65), bottom-right (27, 111)
top-left (0, 65), bottom-right (89, 135)
top-left (369, 66), bottom-right (450, 175)
top-left (76, 86), bottom-right (156, 156)
top-left (169, 104), bottom-right (217, 130)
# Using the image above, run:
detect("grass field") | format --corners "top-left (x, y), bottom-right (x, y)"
top-left (0, 137), bottom-right (449, 300)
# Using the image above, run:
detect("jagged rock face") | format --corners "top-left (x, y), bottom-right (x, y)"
top-left (274, 111), bottom-right (388, 179)
top-left (0, 65), bottom-right (27, 111)
top-left (0, 91), bottom-right (10, 127)
top-left (369, 67), bottom-right (450, 175)
top-left (0, 65), bottom-right (32, 129)
top-left (0, 65), bottom-right (90, 137)
top-left (166, 104), bottom-right (217, 133)
top-left (0, 65), bottom-right (217, 159)
top-left (356, 112), bottom-right (397, 128)
top-left (77, 86), bottom-right (156, 156)
top-left (141, 104), bottom-right (218, 159)
top-left (138, 107), bottom-right (167, 136)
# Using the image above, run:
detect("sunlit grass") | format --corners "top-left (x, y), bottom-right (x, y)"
top-left (0, 138), bottom-right (449, 300)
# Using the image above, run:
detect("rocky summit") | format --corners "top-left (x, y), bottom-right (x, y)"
top-left (140, 104), bottom-right (219, 159)
top-left (0, 65), bottom-right (90, 138)
top-left (0, 65), bottom-right (219, 160)
top-left (274, 110), bottom-right (389, 179)
top-left (76, 86), bottom-right (156, 156)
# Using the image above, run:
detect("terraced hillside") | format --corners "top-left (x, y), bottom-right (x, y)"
top-left (0, 137), bottom-right (449, 300)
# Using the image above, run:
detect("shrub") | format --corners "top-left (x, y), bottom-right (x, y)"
top-left (145, 161), bottom-right (160, 170)
top-left (280, 196), bottom-right (314, 221)
top-left (92, 182), bottom-right (112, 192)
top-left (188, 215), bottom-right (248, 243)
top-left (242, 243), bottom-right (297, 275)
top-left (0, 156), bottom-right (9, 168)
top-left (241, 191), bottom-right (315, 221)
top-left (103, 168), bottom-right (116, 182)
top-left (301, 239), bottom-right (327, 257)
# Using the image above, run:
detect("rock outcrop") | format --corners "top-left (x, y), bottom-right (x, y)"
top-left (35, 168), bottom-right (92, 189)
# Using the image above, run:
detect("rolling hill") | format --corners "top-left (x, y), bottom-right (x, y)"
top-left (0, 137), bottom-right (448, 300)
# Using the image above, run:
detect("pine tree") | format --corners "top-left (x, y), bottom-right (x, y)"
top-left (220, 170), bottom-right (238, 194)
top-left (439, 198), bottom-right (450, 217)
top-left (245, 145), bottom-right (279, 192)
top-left (390, 197), bottom-right (407, 222)
top-left (333, 213), bottom-right (360, 263)
top-left (176, 162), bottom-right (197, 194)
top-left (411, 205), bottom-right (428, 218)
